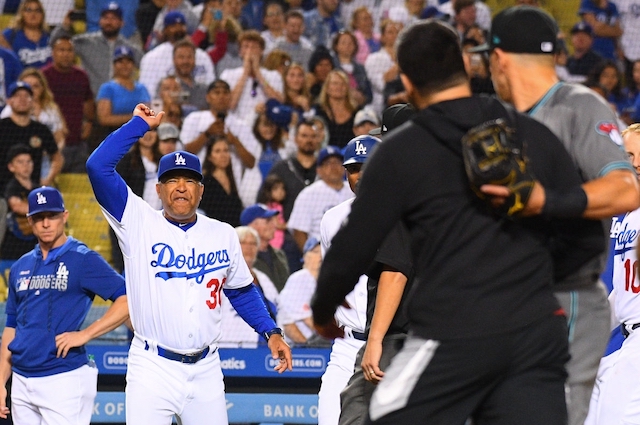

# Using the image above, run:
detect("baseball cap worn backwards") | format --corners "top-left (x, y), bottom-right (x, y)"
top-left (158, 151), bottom-right (203, 181)
top-left (27, 187), bottom-right (65, 217)
top-left (240, 204), bottom-right (279, 226)
top-left (469, 6), bottom-right (558, 54)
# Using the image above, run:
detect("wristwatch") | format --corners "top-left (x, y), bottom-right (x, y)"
top-left (263, 327), bottom-right (284, 341)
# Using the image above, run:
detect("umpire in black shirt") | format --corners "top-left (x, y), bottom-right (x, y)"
top-left (311, 20), bottom-right (599, 425)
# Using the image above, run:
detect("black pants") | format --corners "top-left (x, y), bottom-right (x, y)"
top-left (367, 314), bottom-right (569, 425)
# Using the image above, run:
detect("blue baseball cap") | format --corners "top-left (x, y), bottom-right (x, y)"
top-left (571, 21), bottom-right (593, 36)
top-left (8, 81), bottom-right (32, 97)
top-left (113, 45), bottom-right (134, 62)
top-left (303, 237), bottom-right (320, 255)
top-left (265, 99), bottom-right (295, 129)
top-left (342, 135), bottom-right (380, 166)
top-left (157, 151), bottom-right (203, 181)
top-left (101, 2), bottom-right (123, 18)
top-left (27, 187), bottom-right (65, 217)
top-left (240, 204), bottom-right (279, 226)
top-left (164, 11), bottom-right (187, 27)
top-left (317, 145), bottom-right (343, 166)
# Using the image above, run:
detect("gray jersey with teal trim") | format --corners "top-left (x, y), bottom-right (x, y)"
top-left (530, 82), bottom-right (634, 289)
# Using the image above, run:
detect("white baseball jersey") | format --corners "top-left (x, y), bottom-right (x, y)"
top-left (219, 269), bottom-right (278, 348)
top-left (610, 210), bottom-right (640, 324)
top-left (139, 41), bottom-right (215, 99)
top-left (584, 209), bottom-right (640, 425)
top-left (219, 66), bottom-right (284, 124)
top-left (277, 268), bottom-right (317, 340)
top-left (179, 109), bottom-right (261, 204)
top-left (289, 180), bottom-right (354, 243)
top-left (320, 198), bottom-right (368, 333)
top-left (104, 187), bottom-right (253, 352)
top-left (318, 198), bottom-right (368, 425)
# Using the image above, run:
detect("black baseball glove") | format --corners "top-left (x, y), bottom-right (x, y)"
top-left (461, 118), bottom-right (535, 217)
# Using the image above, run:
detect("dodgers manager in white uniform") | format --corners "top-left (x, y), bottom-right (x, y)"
top-left (86, 104), bottom-right (292, 425)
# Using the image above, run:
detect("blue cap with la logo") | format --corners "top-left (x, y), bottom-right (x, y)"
top-left (157, 150), bottom-right (203, 181)
top-left (27, 186), bottom-right (65, 217)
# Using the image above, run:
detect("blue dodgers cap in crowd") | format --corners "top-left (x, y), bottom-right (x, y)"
top-left (101, 2), bottom-right (123, 18)
top-left (571, 21), bottom-right (593, 36)
top-left (8, 81), bottom-right (33, 97)
top-left (164, 11), bottom-right (187, 27)
top-left (343, 135), bottom-right (381, 166)
top-left (265, 98), bottom-right (295, 128)
top-left (27, 187), bottom-right (65, 217)
top-left (157, 151), bottom-right (203, 181)
top-left (240, 204), bottom-right (279, 226)
top-left (303, 237), bottom-right (320, 255)
top-left (469, 6), bottom-right (558, 54)
top-left (113, 45), bottom-right (134, 62)
top-left (317, 145), bottom-right (343, 166)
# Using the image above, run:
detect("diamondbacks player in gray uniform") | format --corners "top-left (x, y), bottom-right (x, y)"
top-left (474, 7), bottom-right (640, 425)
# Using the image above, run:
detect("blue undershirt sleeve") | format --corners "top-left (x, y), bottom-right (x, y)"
top-left (5, 314), bottom-right (16, 328)
top-left (86, 116), bottom-right (150, 222)
top-left (224, 284), bottom-right (277, 340)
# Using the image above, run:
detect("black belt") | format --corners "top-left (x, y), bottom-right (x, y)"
top-left (352, 330), bottom-right (366, 341)
top-left (154, 345), bottom-right (213, 364)
top-left (621, 323), bottom-right (640, 338)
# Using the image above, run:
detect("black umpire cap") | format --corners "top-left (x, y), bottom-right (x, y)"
top-left (369, 103), bottom-right (416, 136)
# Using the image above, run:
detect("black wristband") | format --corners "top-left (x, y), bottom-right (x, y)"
top-left (542, 186), bottom-right (588, 218)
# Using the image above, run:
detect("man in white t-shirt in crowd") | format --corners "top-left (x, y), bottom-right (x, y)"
top-left (181, 79), bottom-right (259, 203)
top-left (288, 146), bottom-right (353, 252)
top-left (220, 30), bottom-right (283, 124)
top-left (139, 11), bottom-right (215, 99)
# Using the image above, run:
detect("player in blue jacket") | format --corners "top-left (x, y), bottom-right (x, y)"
top-left (0, 186), bottom-right (128, 424)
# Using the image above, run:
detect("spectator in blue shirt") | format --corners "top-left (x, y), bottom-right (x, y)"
top-left (96, 46), bottom-right (151, 133)
top-left (303, 0), bottom-right (344, 49)
top-left (0, 0), bottom-right (51, 69)
top-left (579, 0), bottom-right (622, 60)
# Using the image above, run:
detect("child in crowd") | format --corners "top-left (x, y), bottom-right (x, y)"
top-left (258, 174), bottom-right (287, 250)
top-left (0, 145), bottom-right (37, 261)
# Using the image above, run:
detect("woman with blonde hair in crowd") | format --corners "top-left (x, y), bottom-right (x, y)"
top-left (0, 0), bottom-right (51, 68)
top-left (284, 63), bottom-right (313, 116)
top-left (315, 69), bottom-right (359, 148)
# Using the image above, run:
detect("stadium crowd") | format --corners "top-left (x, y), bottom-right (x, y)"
top-left (0, 0), bottom-right (637, 351)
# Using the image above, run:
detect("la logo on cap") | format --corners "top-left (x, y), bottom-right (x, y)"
top-left (36, 192), bottom-right (47, 205)
top-left (355, 142), bottom-right (367, 155)
top-left (174, 153), bottom-right (186, 165)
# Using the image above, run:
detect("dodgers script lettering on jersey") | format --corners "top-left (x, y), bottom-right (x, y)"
top-left (150, 243), bottom-right (230, 283)
top-left (611, 213), bottom-right (640, 294)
